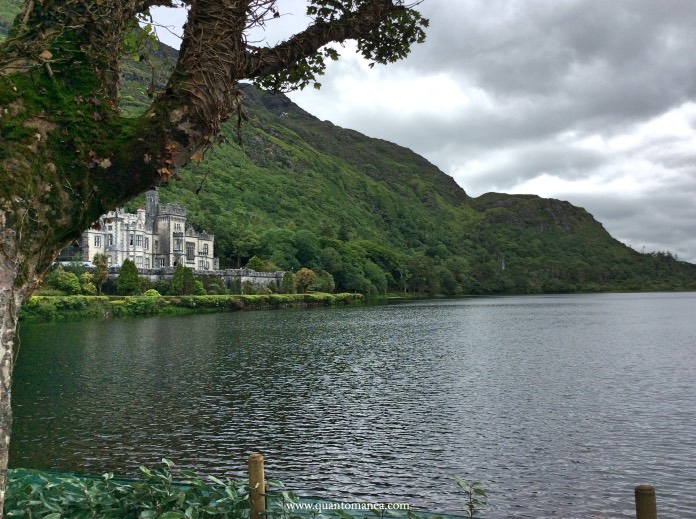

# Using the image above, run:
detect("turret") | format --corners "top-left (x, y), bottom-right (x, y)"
top-left (145, 188), bottom-right (159, 218)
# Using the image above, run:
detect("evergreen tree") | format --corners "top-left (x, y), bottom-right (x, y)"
top-left (116, 259), bottom-right (140, 295)
top-left (281, 271), bottom-right (296, 294)
top-left (171, 263), bottom-right (196, 296)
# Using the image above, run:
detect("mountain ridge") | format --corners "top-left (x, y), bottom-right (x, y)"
top-left (2, 2), bottom-right (694, 294)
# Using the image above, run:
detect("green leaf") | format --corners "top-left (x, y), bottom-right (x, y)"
top-left (208, 475), bottom-right (226, 486)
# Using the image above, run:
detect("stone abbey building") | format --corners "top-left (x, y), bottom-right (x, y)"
top-left (68, 188), bottom-right (219, 271)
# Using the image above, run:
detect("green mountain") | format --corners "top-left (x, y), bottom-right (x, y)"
top-left (151, 86), bottom-right (695, 294)
top-left (3, 3), bottom-right (695, 294)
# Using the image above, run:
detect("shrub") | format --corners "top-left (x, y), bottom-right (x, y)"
top-left (194, 280), bottom-right (206, 295)
top-left (142, 288), bottom-right (162, 298)
top-left (269, 294), bottom-right (294, 307)
top-left (102, 277), bottom-right (117, 295)
top-left (20, 297), bottom-right (57, 320)
top-left (335, 293), bottom-right (364, 304)
top-left (81, 273), bottom-right (98, 296)
top-left (177, 296), bottom-right (197, 308)
top-left (54, 296), bottom-right (88, 310)
top-left (109, 299), bottom-right (128, 317)
top-left (304, 292), bottom-right (334, 304)
top-left (206, 283), bottom-right (224, 295)
top-left (223, 297), bottom-right (244, 311)
top-left (124, 296), bottom-right (159, 315)
top-left (6, 460), bottom-right (253, 518)
top-left (294, 268), bottom-right (317, 293)
top-left (46, 269), bottom-right (82, 295)
top-left (81, 282), bottom-right (98, 296)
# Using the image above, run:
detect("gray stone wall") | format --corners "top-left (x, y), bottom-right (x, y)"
top-left (108, 267), bottom-right (284, 290)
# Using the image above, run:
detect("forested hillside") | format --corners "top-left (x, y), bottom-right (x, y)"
top-left (2, 2), bottom-right (695, 294)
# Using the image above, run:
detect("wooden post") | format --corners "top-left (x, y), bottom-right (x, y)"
top-left (635, 484), bottom-right (657, 519)
top-left (248, 453), bottom-right (266, 519)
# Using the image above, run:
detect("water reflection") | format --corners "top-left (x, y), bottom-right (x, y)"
top-left (12, 293), bottom-right (696, 517)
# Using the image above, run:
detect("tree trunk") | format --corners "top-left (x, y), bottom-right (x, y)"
top-left (0, 277), bottom-right (20, 511)
top-left (0, 228), bottom-right (40, 512)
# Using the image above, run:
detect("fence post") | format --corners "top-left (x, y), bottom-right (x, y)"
top-left (249, 453), bottom-right (266, 519)
top-left (635, 484), bottom-right (656, 519)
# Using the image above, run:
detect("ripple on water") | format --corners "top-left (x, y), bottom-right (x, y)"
top-left (11, 293), bottom-right (696, 517)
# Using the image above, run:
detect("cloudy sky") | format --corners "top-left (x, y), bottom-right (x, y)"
top-left (151, 0), bottom-right (696, 263)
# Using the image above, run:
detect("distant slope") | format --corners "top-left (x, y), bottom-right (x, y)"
top-left (2, 2), bottom-right (695, 294)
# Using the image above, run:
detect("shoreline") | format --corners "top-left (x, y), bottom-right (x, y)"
top-left (21, 288), bottom-right (695, 322)
top-left (19, 293), bottom-right (364, 322)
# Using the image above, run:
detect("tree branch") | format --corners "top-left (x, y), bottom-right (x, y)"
top-left (241, 0), bottom-right (405, 79)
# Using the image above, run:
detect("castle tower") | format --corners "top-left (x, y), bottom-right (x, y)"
top-left (145, 188), bottom-right (159, 218)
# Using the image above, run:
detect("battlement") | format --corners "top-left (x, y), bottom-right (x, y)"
top-left (158, 203), bottom-right (187, 217)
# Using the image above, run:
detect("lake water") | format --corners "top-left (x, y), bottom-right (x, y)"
top-left (11, 293), bottom-right (696, 517)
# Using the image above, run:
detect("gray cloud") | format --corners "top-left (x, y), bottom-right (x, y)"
top-left (409, 0), bottom-right (696, 107)
top-left (403, 0), bottom-right (696, 135)
top-left (569, 188), bottom-right (696, 261)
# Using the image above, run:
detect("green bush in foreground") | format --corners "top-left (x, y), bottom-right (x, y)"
top-left (5, 460), bottom-right (448, 519)
top-left (6, 459), bottom-right (252, 518)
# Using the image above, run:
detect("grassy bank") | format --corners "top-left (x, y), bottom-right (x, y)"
top-left (19, 293), bottom-right (364, 321)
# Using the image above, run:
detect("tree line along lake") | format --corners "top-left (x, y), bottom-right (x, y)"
top-left (12, 292), bottom-right (696, 517)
